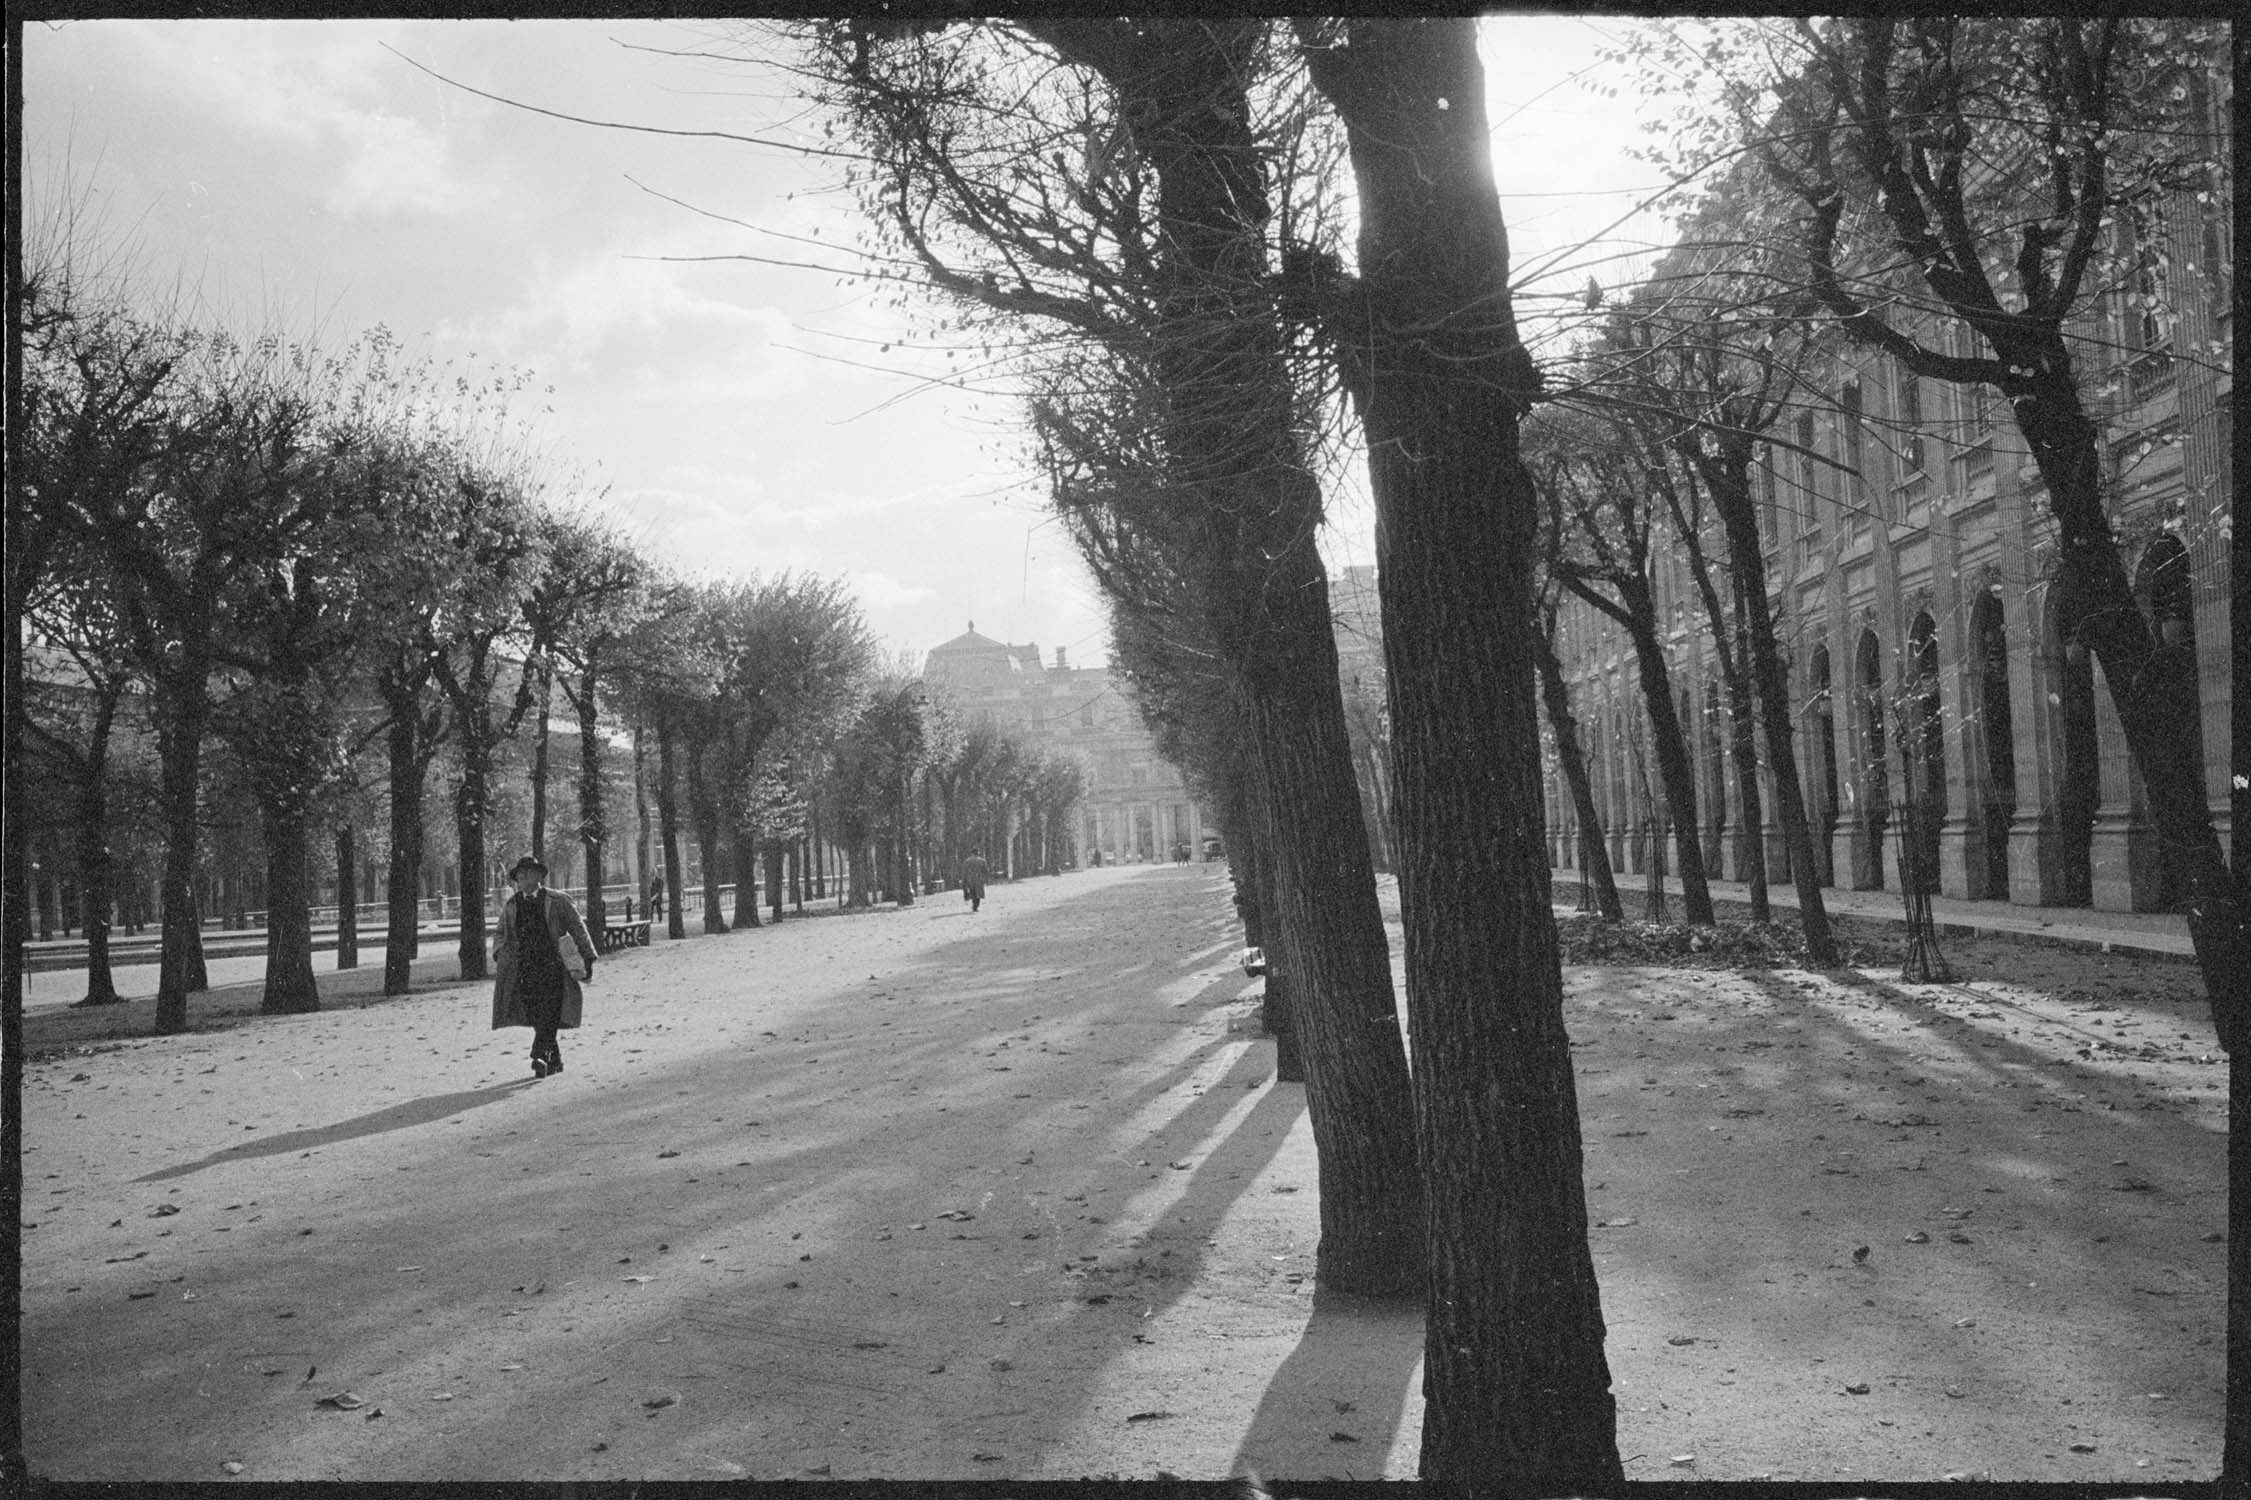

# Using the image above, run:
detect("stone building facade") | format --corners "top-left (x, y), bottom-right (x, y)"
top-left (1546, 92), bottom-right (2231, 915)
top-left (922, 625), bottom-right (1208, 864)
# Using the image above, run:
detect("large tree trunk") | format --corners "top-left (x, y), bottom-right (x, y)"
top-left (152, 664), bottom-right (213, 1034)
top-left (1024, 16), bottom-right (1423, 1301)
top-left (383, 706), bottom-right (425, 995)
top-left (257, 798), bottom-right (320, 1014)
top-left (2014, 365), bottom-right (2242, 1041)
top-left (1303, 17), bottom-right (1621, 1486)
top-left (1532, 616), bottom-right (1622, 922)
top-left (655, 710), bottom-right (687, 942)
top-left (334, 824), bottom-right (358, 970)
top-left (766, 842), bottom-right (786, 924)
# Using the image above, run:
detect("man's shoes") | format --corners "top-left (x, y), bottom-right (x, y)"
top-left (547, 1055), bottom-right (564, 1075)
top-left (532, 1057), bottom-right (550, 1079)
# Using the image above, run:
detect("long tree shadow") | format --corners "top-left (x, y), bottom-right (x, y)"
top-left (25, 867), bottom-right (1324, 1481)
top-left (1562, 952), bottom-right (2223, 1479)
top-left (134, 1077), bottom-right (540, 1182)
top-left (1231, 1284), bottom-right (1421, 1481)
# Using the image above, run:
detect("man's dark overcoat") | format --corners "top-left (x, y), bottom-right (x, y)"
top-left (491, 889), bottom-right (597, 1031)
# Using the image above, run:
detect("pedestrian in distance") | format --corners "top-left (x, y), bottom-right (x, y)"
top-left (491, 855), bottom-right (597, 1078)
top-left (961, 851), bottom-right (990, 913)
top-left (647, 878), bottom-right (667, 923)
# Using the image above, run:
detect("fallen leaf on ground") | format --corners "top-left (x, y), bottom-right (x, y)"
top-left (1330, 1431), bottom-right (1360, 1443)
top-left (1842, 1383), bottom-right (1871, 1395)
top-left (315, 1392), bottom-right (365, 1410)
top-left (1125, 1411), bottom-right (1175, 1424)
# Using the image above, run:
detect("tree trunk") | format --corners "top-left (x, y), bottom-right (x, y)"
top-left (1235, 826), bottom-right (1303, 1084)
top-left (2013, 365), bottom-right (2243, 1044)
top-left (1023, 16), bottom-right (1422, 1301)
top-left (383, 706), bottom-right (425, 996)
top-left (766, 841), bottom-right (786, 924)
top-left (1723, 579), bottom-right (1770, 922)
top-left (686, 739), bottom-right (728, 934)
top-left (257, 797), bottom-right (320, 1014)
top-left (1706, 450), bottom-right (1838, 964)
top-left (453, 695), bottom-right (495, 982)
top-left (1303, 17), bottom-right (1622, 1486)
top-left (152, 664), bottom-right (213, 1034)
top-left (577, 665), bottom-right (607, 928)
top-left (69, 691), bottom-right (125, 1006)
top-left (1532, 617), bottom-right (1622, 921)
top-left (731, 820), bottom-right (761, 928)
top-left (895, 775), bottom-right (917, 905)
top-left (334, 824), bottom-right (358, 970)
top-left (528, 656), bottom-right (553, 865)
top-left (844, 827), bottom-right (873, 908)
top-left (655, 709), bottom-right (687, 941)
top-left (1621, 605), bottom-right (1716, 925)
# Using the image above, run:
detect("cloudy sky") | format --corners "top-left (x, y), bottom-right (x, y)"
top-left (21, 16), bottom-right (1670, 667)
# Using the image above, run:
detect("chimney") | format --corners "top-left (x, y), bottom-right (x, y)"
top-left (1054, 647), bottom-right (1069, 671)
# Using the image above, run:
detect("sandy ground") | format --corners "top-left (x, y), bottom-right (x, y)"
top-left (15, 863), bottom-right (2227, 1483)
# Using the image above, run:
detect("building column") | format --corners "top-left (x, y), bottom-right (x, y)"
top-left (2087, 654), bottom-right (2164, 912)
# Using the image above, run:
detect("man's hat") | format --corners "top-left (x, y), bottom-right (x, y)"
top-left (508, 855), bottom-right (547, 879)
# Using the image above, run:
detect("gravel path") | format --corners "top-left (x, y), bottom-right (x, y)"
top-left (18, 863), bottom-right (2226, 1482)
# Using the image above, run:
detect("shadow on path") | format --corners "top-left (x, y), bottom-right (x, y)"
top-left (1233, 1284), bottom-right (1421, 1481)
top-left (133, 1078), bottom-right (539, 1182)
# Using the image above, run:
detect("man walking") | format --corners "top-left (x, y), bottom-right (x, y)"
top-left (961, 852), bottom-right (989, 913)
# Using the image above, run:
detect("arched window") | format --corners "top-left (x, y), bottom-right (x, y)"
top-left (1856, 628), bottom-right (1890, 889)
top-left (1905, 612), bottom-right (1945, 892)
top-left (1972, 590), bottom-right (2016, 898)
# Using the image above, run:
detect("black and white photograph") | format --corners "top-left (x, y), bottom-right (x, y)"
top-left (8, 12), bottom-right (2237, 1489)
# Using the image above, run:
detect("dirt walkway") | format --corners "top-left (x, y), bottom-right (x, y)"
top-left (17, 865), bottom-right (2227, 1482)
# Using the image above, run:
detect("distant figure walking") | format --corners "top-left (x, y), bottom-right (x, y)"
top-left (647, 877), bottom-right (667, 923)
top-left (961, 852), bottom-right (990, 913)
top-left (492, 855), bottom-right (597, 1079)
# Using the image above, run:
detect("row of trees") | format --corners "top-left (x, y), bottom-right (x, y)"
top-left (771, 14), bottom-right (2241, 1486)
top-left (6, 228), bottom-right (1086, 1037)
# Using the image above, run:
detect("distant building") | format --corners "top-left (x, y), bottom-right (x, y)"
top-left (922, 624), bottom-right (1209, 863)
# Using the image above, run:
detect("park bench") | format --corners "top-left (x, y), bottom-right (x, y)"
top-left (597, 919), bottom-right (652, 954)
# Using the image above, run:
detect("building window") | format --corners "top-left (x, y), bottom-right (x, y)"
top-left (2121, 201), bottom-right (2177, 402)
top-left (1895, 364), bottom-right (1926, 475)
top-left (1757, 443), bottom-right (1778, 549)
top-left (1794, 411), bottom-right (1823, 567)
